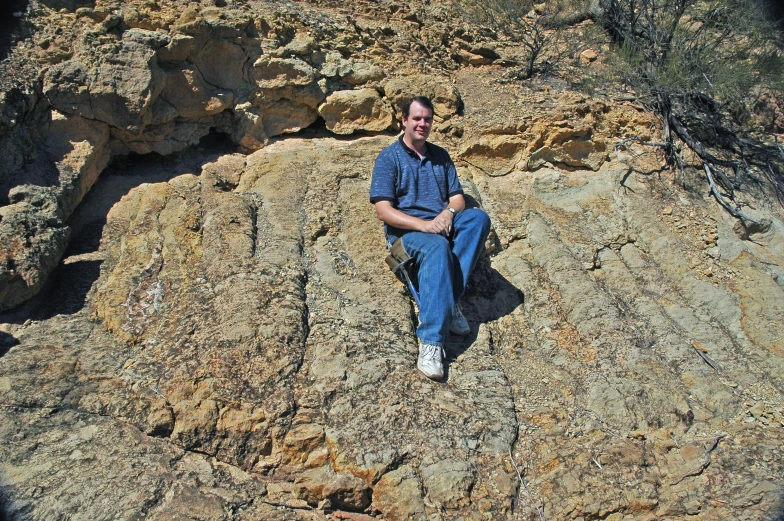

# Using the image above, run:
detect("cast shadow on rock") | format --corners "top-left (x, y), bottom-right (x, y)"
top-left (444, 254), bottom-right (525, 367)
top-left (0, 0), bottom-right (30, 62)
top-left (771, 492), bottom-right (784, 521)
top-left (0, 488), bottom-right (8, 521)
top-left (1, 130), bottom-right (240, 323)
top-left (0, 331), bottom-right (19, 358)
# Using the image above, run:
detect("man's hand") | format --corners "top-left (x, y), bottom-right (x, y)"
top-left (374, 199), bottom-right (463, 236)
top-left (422, 209), bottom-right (453, 236)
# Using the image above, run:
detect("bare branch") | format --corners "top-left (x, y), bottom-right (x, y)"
top-left (704, 164), bottom-right (760, 224)
top-left (671, 435), bottom-right (725, 485)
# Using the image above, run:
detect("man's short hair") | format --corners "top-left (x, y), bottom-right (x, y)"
top-left (402, 96), bottom-right (434, 118)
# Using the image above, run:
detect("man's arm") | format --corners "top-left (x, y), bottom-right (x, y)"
top-left (375, 193), bottom-right (466, 236)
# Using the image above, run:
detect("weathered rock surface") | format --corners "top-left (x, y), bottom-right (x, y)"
top-left (1, 1), bottom-right (784, 520)
top-left (319, 89), bottom-right (394, 135)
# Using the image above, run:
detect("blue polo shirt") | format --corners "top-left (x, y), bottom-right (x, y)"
top-left (370, 136), bottom-right (463, 243)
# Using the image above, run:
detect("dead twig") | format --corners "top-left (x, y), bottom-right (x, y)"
top-left (691, 340), bottom-right (722, 372)
top-left (149, 385), bottom-right (170, 405)
top-left (509, 448), bottom-right (546, 521)
top-left (671, 435), bottom-right (725, 485)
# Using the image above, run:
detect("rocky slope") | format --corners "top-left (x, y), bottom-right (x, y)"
top-left (1, 1), bottom-right (784, 520)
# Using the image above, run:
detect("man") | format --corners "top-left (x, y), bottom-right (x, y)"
top-left (370, 96), bottom-right (491, 380)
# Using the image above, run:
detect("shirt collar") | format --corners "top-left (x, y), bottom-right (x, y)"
top-left (398, 135), bottom-right (430, 158)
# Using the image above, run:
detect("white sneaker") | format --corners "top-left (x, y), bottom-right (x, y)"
top-left (449, 303), bottom-right (470, 335)
top-left (417, 343), bottom-right (445, 380)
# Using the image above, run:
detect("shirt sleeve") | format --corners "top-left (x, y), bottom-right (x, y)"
top-left (369, 149), bottom-right (397, 204)
top-left (445, 153), bottom-right (463, 198)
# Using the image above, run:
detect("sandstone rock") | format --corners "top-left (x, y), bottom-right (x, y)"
top-left (191, 39), bottom-right (248, 91)
top-left (284, 33), bottom-right (316, 56)
top-left (109, 119), bottom-right (213, 155)
top-left (253, 56), bottom-right (318, 89)
top-left (282, 423), bottom-right (325, 464)
top-left (0, 110), bottom-right (110, 310)
top-left (526, 122), bottom-right (608, 170)
top-left (528, 139), bottom-right (607, 170)
top-left (258, 99), bottom-right (319, 136)
top-left (342, 60), bottom-right (386, 86)
top-left (322, 472), bottom-right (371, 510)
top-left (421, 459), bottom-right (475, 509)
top-left (0, 204), bottom-right (70, 310)
top-left (371, 465), bottom-right (427, 521)
top-left (314, 50), bottom-right (353, 78)
top-left (318, 88), bottom-right (393, 135)
top-left (156, 34), bottom-right (195, 64)
top-left (227, 102), bottom-right (268, 150)
top-left (161, 64), bottom-right (234, 120)
top-left (43, 29), bottom-right (169, 132)
top-left (458, 134), bottom-right (525, 176)
top-left (2, 3), bottom-right (784, 521)
top-left (580, 48), bottom-right (599, 64)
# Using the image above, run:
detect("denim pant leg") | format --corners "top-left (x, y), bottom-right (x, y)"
top-left (450, 208), bottom-right (491, 302)
top-left (401, 232), bottom-right (454, 347)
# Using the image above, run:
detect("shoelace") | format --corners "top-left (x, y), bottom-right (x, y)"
top-left (420, 344), bottom-right (443, 360)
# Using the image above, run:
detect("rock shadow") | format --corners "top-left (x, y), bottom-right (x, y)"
top-left (445, 254), bottom-right (525, 364)
top-left (0, 331), bottom-right (19, 358)
top-left (0, 130), bottom-right (239, 323)
top-left (771, 493), bottom-right (784, 521)
top-left (0, 488), bottom-right (8, 521)
top-left (0, 0), bottom-right (30, 62)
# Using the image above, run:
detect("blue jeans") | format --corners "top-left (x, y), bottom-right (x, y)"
top-left (401, 208), bottom-right (491, 347)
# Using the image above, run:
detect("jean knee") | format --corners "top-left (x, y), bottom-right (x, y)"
top-left (459, 208), bottom-right (491, 235)
top-left (424, 234), bottom-right (451, 257)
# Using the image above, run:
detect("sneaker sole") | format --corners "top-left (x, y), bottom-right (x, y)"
top-left (417, 363), bottom-right (443, 380)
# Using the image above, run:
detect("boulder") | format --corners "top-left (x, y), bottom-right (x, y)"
top-left (0, 201), bottom-right (70, 310)
top-left (161, 64), bottom-right (234, 120)
top-left (110, 119), bottom-right (212, 155)
top-left (228, 103), bottom-right (268, 150)
top-left (156, 35), bottom-right (195, 64)
top-left (342, 60), bottom-right (386, 86)
top-left (317, 88), bottom-right (393, 135)
top-left (191, 39), bottom-right (248, 91)
top-left (44, 30), bottom-right (169, 132)
top-left (580, 48), bottom-right (599, 64)
top-left (0, 111), bottom-right (110, 310)
top-left (259, 100), bottom-right (319, 136)
top-left (253, 56), bottom-right (318, 89)
top-left (372, 465), bottom-right (427, 521)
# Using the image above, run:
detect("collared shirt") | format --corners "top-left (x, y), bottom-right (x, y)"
top-left (370, 136), bottom-right (463, 243)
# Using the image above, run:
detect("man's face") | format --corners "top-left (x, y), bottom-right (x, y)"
top-left (402, 101), bottom-right (433, 145)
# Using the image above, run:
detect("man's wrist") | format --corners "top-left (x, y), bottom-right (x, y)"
top-left (447, 207), bottom-right (456, 215)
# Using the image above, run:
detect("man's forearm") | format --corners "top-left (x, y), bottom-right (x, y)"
top-left (375, 200), bottom-right (457, 235)
top-left (447, 194), bottom-right (465, 213)
top-left (374, 201), bottom-right (428, 232)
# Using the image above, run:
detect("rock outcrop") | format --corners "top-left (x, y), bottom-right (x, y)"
top-left (1, 1), bottom-right (784, 520)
